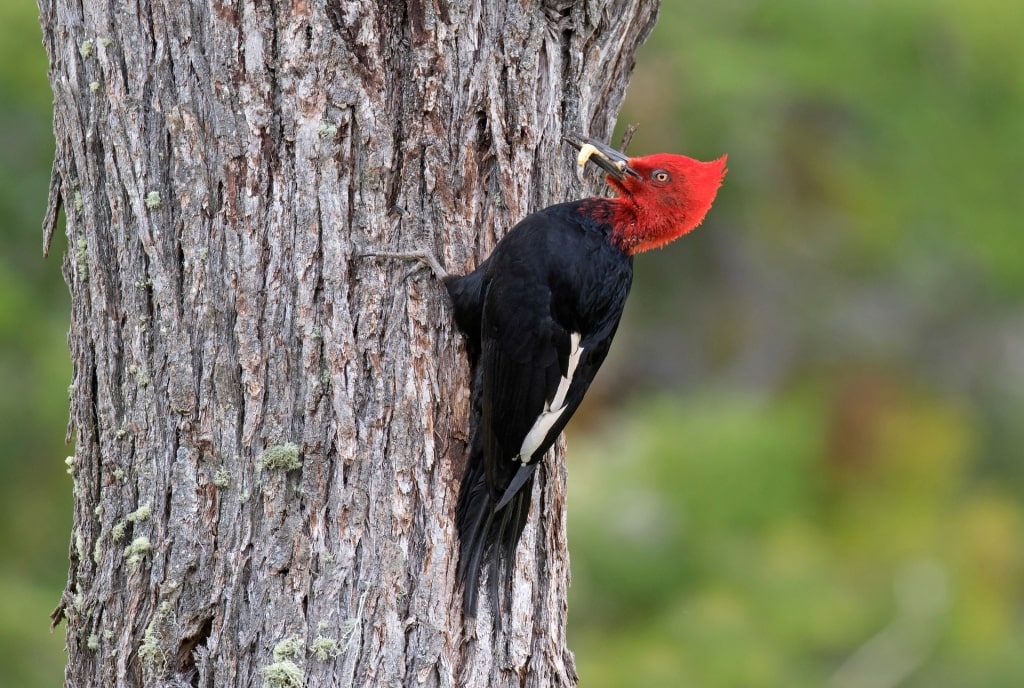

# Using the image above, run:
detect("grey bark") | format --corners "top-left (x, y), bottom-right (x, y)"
top-left (40, 1), bottom-right (658, 686)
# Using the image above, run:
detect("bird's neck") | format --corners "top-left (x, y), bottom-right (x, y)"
top-left (580, 197), bottom-right (675, 256)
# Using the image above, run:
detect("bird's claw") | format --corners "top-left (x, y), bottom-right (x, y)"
top-left (359, 249), bottom-right (449, 281)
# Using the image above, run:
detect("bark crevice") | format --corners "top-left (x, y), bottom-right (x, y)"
top-left (41, 1), bottom-right (659, 685)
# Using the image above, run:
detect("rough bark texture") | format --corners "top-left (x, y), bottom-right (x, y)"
top-left (40, 1), bottom-right (658, 686)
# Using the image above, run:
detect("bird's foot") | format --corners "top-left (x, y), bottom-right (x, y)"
top-left (359, 249), bottom-right (449, 281)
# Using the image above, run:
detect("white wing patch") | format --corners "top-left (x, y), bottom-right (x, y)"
top-left (517, 332), bottom-right (584, 463)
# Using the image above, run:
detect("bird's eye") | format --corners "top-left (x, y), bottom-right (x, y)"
top-left (653, 170), bottom-right (670, 183)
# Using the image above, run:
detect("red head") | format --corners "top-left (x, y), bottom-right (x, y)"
top-left (606, 153), bottom-right (727, 254)
top-left (565, 133), bottom-right (727, 255)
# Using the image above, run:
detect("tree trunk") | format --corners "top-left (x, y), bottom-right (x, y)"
top-left (40, 1), bottom-right (657, 685)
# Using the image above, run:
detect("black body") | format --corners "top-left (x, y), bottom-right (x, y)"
top-left (445, 200), bottom-right (633, 617)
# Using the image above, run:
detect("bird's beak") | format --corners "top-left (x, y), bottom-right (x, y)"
top-left (563, 132), bottom-right (640, 181)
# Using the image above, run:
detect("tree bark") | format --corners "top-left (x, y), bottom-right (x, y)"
top-left (40, 1), bottom-right (658, 686)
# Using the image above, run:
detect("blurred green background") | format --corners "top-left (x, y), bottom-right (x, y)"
top-left (3, 0), bottom-right (1022, 686)
top-left (1, 1), bottom-right (75, 686)
top-left (568, 1), bottom-right (1024, 687)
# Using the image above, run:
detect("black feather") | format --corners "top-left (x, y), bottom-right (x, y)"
top-left (446, 200), bottom-right (633, 619)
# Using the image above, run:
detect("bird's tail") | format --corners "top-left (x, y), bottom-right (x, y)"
top-left (455, 449), bottom-right (535, 620)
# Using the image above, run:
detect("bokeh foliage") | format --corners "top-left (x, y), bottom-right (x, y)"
top-left (0, 0), bottom-right (71, 685)
top-left (2, 0), bottom-right (1022, 686)
top-left (568, 1), bottom-right (1024, 687)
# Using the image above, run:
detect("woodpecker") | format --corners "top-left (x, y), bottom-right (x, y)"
top-left (373, 133), bottom-right (726, 619)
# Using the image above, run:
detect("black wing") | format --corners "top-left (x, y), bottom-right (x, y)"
top-left (451, 202), bottom-right (633, 617)
top-left (479, 208), bottom-right (631, 485)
